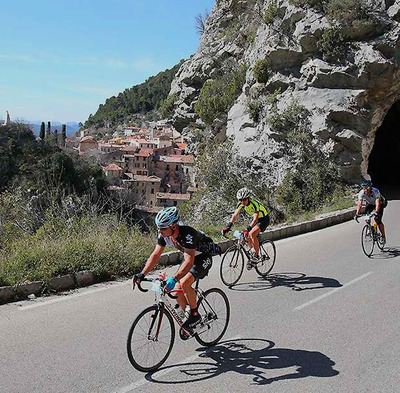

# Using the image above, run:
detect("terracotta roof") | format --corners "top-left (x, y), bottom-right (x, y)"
top-left (159, 155), bottom-right (194, 164)
top-left (137, 139), bottom-right (156, 144)
top-left (176, 143), bottom-right (186, 150)
top-left (103, 164), bottom-right (123, 171)
top-left (135, 150), bottom-right (152, 157)
top-left (122, 145), bottom-right (139, 152)
top-left (128, 175), bottom-right (162, 182)
top-left (156, 192), bottom-right (191, 201)
top-left (80, 136), bottom-right (97, 143)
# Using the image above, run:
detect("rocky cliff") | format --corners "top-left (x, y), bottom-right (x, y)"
top-left (169, 0), bottom-right (400, 184)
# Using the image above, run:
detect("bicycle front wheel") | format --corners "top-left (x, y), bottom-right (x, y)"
top-left (127, 305), bottom-right (175, 372)
top-left (195, 288), bottom-right (230, 347)
top-left (255, 239), bottom-right (276, 277)
top-left (361, 225), bottom-right (374, 257)
top-left (376, 232), bottom-right (385, 251)
top-left (220, 244), bottom-right (244, 286)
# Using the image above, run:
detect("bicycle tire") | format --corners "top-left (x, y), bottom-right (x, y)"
top-left (195, 288), bottom-right (230, 347)
top-left (361, 224), bottom-right (374, 257)
top-left (255, 239), bottom-right (276, 277)
top-left (127, 305), bottom-right (175, 372)
top-left (375, 232), bottom-right (385, 251)
top-left (220, 244), bottom-right (244, 287)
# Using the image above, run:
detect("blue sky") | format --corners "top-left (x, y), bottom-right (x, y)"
top-left (0, 0), bottom-right (215, 124)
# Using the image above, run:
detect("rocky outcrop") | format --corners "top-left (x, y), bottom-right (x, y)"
top-left (169, 0), bottom-right (400, 184)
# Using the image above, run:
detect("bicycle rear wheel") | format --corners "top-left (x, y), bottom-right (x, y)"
top-left (220, 244), bottom-right (244, 287)
top-left (255, 239), bottom-right (276, 277)
top-left (127, 305), bottom-right (175, 372)
top-left (195, 288), bottom-right (230, 347)
top-left (361, 225), bottom-right (374, 257)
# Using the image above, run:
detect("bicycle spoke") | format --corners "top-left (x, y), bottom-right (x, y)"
top-left (361, 225), bottom-right (374, 257)
top-left (255, 240), bottom-right (276, 277)
top-left (220, 245), bottom-right (244, 286)
top-left (127, 306), bottom-right (175, 372)
top-left (195, 288), bottom-right (230, 347)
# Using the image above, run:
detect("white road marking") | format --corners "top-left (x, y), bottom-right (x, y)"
top-left (18, 281), bottom-right (131, 310)
top-left (113, 335), bottom-right (242, 393)
top-left (293, 271), bottom-right (373, 311)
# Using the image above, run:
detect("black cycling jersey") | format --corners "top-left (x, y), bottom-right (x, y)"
top-left (157, 225), bottom-right (206, 253)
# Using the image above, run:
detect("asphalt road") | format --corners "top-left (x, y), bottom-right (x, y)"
top-left (1, 200), bottom-right (399, 393)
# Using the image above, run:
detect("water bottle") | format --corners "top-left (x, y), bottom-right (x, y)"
top-left (373, 222), bottom-right (377, 233)
top-left (233, 230), bottom-right (242, 239)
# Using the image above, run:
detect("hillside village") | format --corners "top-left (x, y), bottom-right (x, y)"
top-left (67, 121), bottom-right (197, 213)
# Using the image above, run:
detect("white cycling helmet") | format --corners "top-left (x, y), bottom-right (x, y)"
top-left (236, 187), bottom-right (251, 200)
top-left (155, 206), bottom-right (180, 228)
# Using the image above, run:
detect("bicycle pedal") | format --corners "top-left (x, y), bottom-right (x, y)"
top-left (179, 328), bottom-right (192, 341)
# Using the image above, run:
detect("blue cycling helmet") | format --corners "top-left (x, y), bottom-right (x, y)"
top-left (361, 179), bottom-right (372, 188)
top-left (155, 206), bottom-right (180, 228)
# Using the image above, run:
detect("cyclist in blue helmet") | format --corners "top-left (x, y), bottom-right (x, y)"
top-left (133, 206), bottom-right (217, 331)
top-left (355, 178), bottom-right (387, 245)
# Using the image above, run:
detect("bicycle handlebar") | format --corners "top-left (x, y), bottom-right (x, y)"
top-left (133, 277), bottom-right (153, 292)
top-left (356, 213), bottom-right (377, 224)
top-left (133, 276), bottom-right (178, 299)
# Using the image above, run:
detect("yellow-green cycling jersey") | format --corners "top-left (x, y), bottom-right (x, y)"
top-left (236, 198), bottom-right (269, 218)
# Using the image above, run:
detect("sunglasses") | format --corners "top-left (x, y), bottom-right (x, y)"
top-left (158, 227), bottom-right (171, 232)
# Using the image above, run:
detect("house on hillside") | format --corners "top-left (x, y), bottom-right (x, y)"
top-left (102, 163), bottom-right (124, 182)
top-left (153, 154), bottom-right (195, 193)
top-left (123, 174), bottom-right (162, 207)
top-left (79, 136), bottom-right (98, 153)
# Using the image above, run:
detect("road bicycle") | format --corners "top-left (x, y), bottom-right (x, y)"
top-left (356, 213), bottom-right (385, 257)
top-left (127, 275), bottom-right (230, 372)
top-left (220, 230), bottom-right (276, 287)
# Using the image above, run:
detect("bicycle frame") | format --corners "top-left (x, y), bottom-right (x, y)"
top-left (140, 278), bottom-right (208, 339)
top-left (361, 214), bottom-right (380, 240)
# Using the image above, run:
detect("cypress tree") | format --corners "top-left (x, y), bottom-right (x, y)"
top-left (40, 122), bottom-right (45, 140)
top-left (46, 121), bottom-right (51, 136)
top-left (62, 124), bottom-right (67, 146)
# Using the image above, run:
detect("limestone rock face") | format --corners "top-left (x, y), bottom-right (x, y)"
top-left (169, 0), bottom-right (400, 184)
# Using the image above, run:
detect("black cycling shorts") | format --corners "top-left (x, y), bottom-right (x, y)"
top-left (365, 205), bottom-right (384, 225)
top-left (256, 216), bottom-right (270, 232)
top-left (190, 253), bottom-right (213, 280)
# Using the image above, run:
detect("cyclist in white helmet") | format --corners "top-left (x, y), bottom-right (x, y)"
top-left (222, 187), bottom-right (270, 264)
top-left (355, 179), bottom-right (387, 245)
top-left (133, 206), bottom-right (216, 330)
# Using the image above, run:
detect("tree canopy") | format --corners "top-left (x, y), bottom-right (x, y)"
top-left (84, 61), bottom-right (183, 128)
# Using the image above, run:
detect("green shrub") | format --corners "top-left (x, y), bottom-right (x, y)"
top-left (194, 65), bottom-right (246, 125)
top-left (263, 1), bottom-right (278, 25)
top-left (0, 215), bottom-right (154, 287)
top-left (179, 138), bottom-right (271, 226)
top-left (326, 0), bottom-right (369, 28)
top-left (159, 93), bottom-right (178, 118)
top-left (267, 99), bottom-right (311, 136)
top-left (253, 59), bottom-right (271, 84)
top-left (317, 29), bottom-right (346, 63)
top-left (247, 99), bottom-right (263, 122)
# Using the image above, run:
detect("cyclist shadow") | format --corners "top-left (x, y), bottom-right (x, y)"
top-left (145, 338), bottom-right (339, 385)
top-left (369, 246), bottom-right (400, 259)
top-left (229, 272), bottom-right (342, 292)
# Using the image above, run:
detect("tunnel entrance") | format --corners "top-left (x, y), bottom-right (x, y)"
top-left (367, 100), bottom-right (400, 197)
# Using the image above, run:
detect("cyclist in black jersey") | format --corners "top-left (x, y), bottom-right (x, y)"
top-left (222, 187), bottom-right (270, 263)
top-left (133, 206), bottom-right (213, 330)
